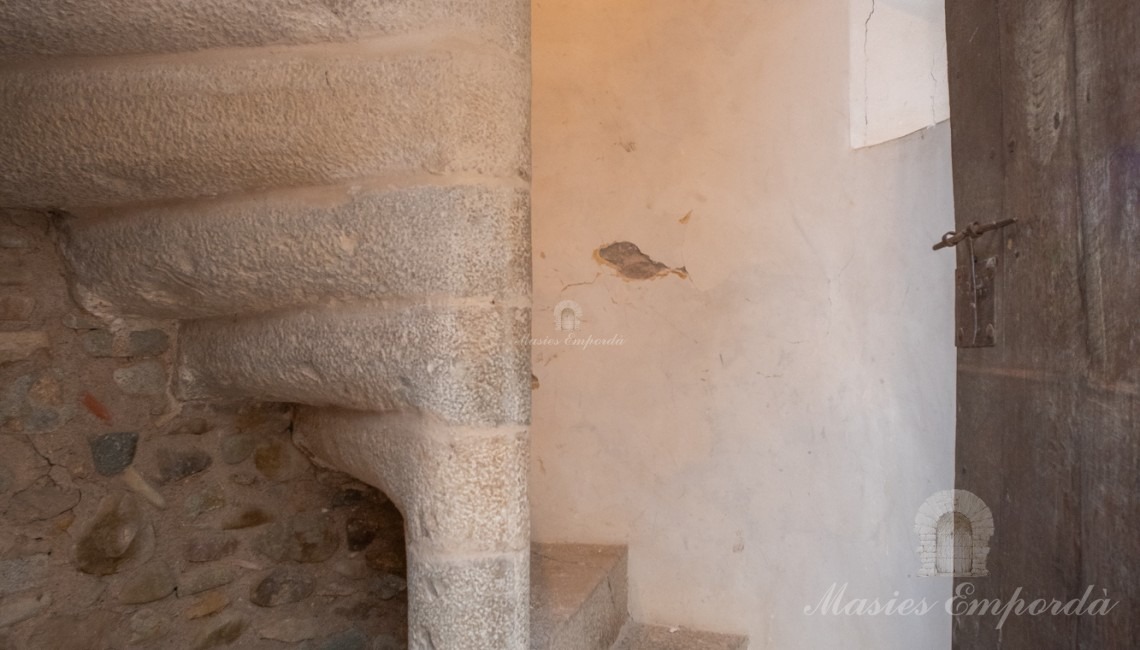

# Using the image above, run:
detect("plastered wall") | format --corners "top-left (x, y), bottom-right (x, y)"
top-left (849, 0), bottom-right (950, 148)
top-left (531, 1), bottom-right (956, 647)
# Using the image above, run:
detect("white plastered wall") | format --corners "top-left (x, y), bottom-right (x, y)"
top-left (531, 0), bottom-right (956, 647)
top-left (850, 0), bottom-right (950, 148)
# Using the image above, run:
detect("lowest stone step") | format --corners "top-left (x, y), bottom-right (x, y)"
top-left (530, 544), bottom-right (629, 650)
top-left (611, 623), bottom-right (749, 650)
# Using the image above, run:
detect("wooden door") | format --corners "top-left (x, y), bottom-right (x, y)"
top-left (946, 1), bottom-right (1138, 647)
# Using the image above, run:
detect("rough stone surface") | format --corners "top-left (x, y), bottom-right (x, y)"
top-left (218, 434), bottom-right (255, 465)
top-left (221, 507), bottom-right (273, 530)
top-left (1, 3), bottom-right (533, 643)
top-left (88, 431), bottom-right (138, 476)
top-left (0, 217), bottom-right (416, 648)
top-left (0, 557), bottom-right (50, 597)
top-left (253, 438), bottom-right (306, 482)
top-left (249, 569), bottom-right (315, 608)
top-left (127, 608), bottom-right (171, 645)
top-left (166, 417), bottom-right (212, 436)
top-left (127, 329), bottom-right (170, 357)
top-left (193, 615), bottom-right (246, 649)
top-left (369, 574), bottom-right (408, 601)
top-left (530, 544), bottom-right (628, 650)
top-left (178, 566), bottom-right (239, 598)
top-left (6, 479), bottom-right (80, 522)
top-left (0, 331), bottom-right (49, 364)
top-left (180, 305), bottom-right (530, 426)
top-left (257, 616), bottom-right (320, 643)
top-left (74, 494), bottom-right (145, 576)
top-left (183, 486), bottom-right (226, 517)
top-left (112, 361), bottom-right (167, 396)
top-left (184, 590), bottom-right (230, 620)
top-left (0, 0), bottom-right (529, 60)
top-left (127, 606), bottom-right (171, 643)
top-left (61, 313), bottom-right (103, 330)
top-left (346, 515), bottom-right (380, 552)
top-left (81, 328), bottom-right (170, 358)
top-left (119, 468), bottom-right (165, 510)
top-left (315, 628), bottom-right (370, 650)
top-left (156, 447), bottom-right (212, 483)
top-left (183, 534), bottom-right (239, 563)
top-left (27, 610), bottom-right (120, 648)
top-left (0, 593), bottom-right (51, 628)
top-left (0, 264), bottom-right (31, 287)
top-left (0, 297), bottom-right (35, 322)
top-left (1, 54), bottom-right (528, 208)
top-left (295, 409), bottom-right (529, 553)
top-left (254, 511), bottom-right (339, 563)
top-left (407, 552), bottom-right (528, 650)
top-left (117, 561), bottom-right (176, 604)
top-left (370, 634), bottom-right (404, 650)
top-left (79, 330), bottom-right (113, 357)
top-left (0, 436), bottom-right (48, 497)
top-left (60, 185), bottom-right (530, 319)
top-left (0, 228), bottom-right (31, 250)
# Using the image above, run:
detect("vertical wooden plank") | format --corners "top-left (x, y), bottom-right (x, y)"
top-left (989, 0), bottom-right (1085, 644)
top-left (944, 2), bottom-right (1007, 645)
top-left (1072, 2), bottom-right (1140, 647)
top-left (950, 0), bottom-right (1139, 644)
top-left (993, 0), bottom-right (1087, 370)
top-left (1072, 0), bottom-right (1140, 387)
top-left (1077, 388), bottom-right (1139, 647)
top-left (948, 0), bottom-right (1095, 647)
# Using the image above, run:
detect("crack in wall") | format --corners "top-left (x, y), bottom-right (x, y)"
top-left (863, 0), bottom-right (877, 131)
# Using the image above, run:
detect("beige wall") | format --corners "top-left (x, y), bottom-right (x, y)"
top-left (531, 1), bottom-right (955, 647)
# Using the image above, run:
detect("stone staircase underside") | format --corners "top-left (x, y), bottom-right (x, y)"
top-left (1, 1), bottom-right (532, 647)
top-left (0, 0), bottom-right (749, 645)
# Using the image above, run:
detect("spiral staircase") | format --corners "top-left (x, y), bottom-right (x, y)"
top-left (0, 2), bottom-right (747, 647)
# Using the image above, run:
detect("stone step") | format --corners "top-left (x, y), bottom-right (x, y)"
top-left (178, 304), bottom-right (529, 425)
top-left (0, 0), bottom-right (527, 62)
top-left (58, 182), bottom-right (529, 320)
top-left (0, 47), bottom-right (527, 208)
top-left (609, 623), bottom-right (749, 650)
top-left (530, 544), bottom-right (629, 650)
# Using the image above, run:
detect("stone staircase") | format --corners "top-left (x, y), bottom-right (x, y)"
top-left (0, 1), bottom-right (747, 646)
top-left (2, 0), bottom-right (532, 645)
top-left (530, 544), bottom-right (748, 650)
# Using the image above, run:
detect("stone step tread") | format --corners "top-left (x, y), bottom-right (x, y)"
top-left (610, 623), bottom-right (749, 650)
top-left (531, 543), bottom-right (629, 650)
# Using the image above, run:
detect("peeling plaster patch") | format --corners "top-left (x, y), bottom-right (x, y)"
top-left (595, 242), bottom-right (686, 280)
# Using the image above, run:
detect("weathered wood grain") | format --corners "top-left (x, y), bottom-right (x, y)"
top-left (948, 0), bottom-right (1138, 647)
